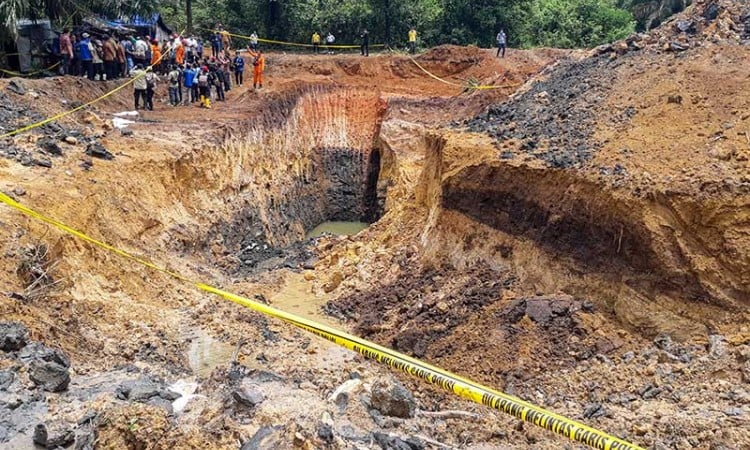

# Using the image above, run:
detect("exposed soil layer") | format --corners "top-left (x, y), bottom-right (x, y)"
top-left (0, 7), bottom-right (749, 449)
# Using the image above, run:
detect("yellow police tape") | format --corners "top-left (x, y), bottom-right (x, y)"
top-left (0, 190), bottom-right (644, 450)
top-left (211, 29), bottom-right (385, 50)
top-left (0, 35), bottom-right (182, 140)
top-left (407, 55), bottom-right (516, 91)
top-left (0, 61), bottom-right (61, 77)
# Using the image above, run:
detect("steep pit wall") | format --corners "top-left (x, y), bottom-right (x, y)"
top-left (414, 133), bottom-right (748, 340)
top-left (193, 87), bottom-right (387, 269)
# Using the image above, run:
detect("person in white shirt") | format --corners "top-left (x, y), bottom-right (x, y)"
top-left (325, 32), bottom-right (335, 54)
top-left (496, 29), bottom-right (507, 58)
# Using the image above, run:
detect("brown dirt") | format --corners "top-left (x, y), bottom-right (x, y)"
top-left (0, 26), bottom-right (748, 450)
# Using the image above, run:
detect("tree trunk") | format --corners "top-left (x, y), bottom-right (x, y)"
top-left (384, 0), bottom-right (392, 45)
top-left (186, 0), bottom-right (193, 34)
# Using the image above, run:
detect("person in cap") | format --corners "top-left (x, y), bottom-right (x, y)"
top-left (78, 32), bottom-right (94, 80)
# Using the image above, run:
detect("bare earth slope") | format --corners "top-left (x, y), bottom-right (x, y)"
top-left (0, 3), bottom-right (749, 449)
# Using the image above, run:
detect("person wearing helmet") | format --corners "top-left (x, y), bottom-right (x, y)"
top-left (248, 48), bottom-right (265, 89)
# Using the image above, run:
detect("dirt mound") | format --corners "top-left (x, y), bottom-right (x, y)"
top-left (0, 18), bottom-right (749, 448)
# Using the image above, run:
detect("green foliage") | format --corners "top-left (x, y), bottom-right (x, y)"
top-left (523, 0), bottom-right (635, 48)
top-left (110, 0), bottom-right (636, 50)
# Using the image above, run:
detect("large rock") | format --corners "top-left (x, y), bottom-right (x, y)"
top-left (85, 142), bottom-right (114, 160)
top-left (33, 421), bottom-right (75, 448)
top-left (370, 379), bottom-right (417, 419)
top-left (373, 432), bottom-right (424, 450)
top-left (29, 360), bottom-right (70, 392)
top-left (19, 342), bottom-right (71, 368)
top-left (0, 322), bottom-right (29, 351)
top-left (116, 378), bottom-right (180, 404)
top-left (240, 425), bottom-right (285, 450)
top-left (232, 381), bottom-right (265, 408)
top-left (0, 370), bottom-right (14, 390)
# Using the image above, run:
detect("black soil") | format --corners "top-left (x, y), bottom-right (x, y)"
top-left (464, 55), bottom-right (625, 169)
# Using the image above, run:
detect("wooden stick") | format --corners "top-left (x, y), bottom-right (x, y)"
top-left (417, 409), bottom-right (481, 420)
top-left (414, 434), bottom-right (455, 449)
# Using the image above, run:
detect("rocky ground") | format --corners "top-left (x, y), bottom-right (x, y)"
top-left (0, 2), bottom-right (749, 449)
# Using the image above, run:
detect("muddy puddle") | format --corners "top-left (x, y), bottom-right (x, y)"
top-left (306, 221), bottom-right (368, 239)
top-left (186, 330), bottom-right (235, 378)
top-left (270, 273), bottom-right (338, 327)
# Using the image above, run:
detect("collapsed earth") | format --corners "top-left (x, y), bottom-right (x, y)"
top-left (1, 1), bottom-right (749, 449)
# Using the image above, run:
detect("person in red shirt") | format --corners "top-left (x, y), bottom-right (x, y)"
top-left (59, 28), bottom-right (73, 75)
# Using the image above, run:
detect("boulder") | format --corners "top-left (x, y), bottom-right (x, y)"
top-left (33, 421), bottom-right (75, 448)
top-left (0, 370), bottom-right (15, 390)
top-left (29, 360), bottom-right (70, 392)
top-left (233, 382), bottom-right (265, 408)
top-left (0, 322), bottom-right (29, 351)
top-left (370, 379), bottom-right (416, 419)
top-left (85, 142), bottom-right (114, 160)
top-left (19, 342), bottom-right (71, 368)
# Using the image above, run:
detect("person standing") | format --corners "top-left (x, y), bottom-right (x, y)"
top-left (183, 63), bottom-right (196, 104)
top-left (232, 51), bottom-right (245, 86)
top-left (196, 36), bottom-right (204, 60)
top-left (496, 29), bottom-right (506, 58)
top-left (59, 29), bottom-right (73, 75)
top-left (219, 50), bottom-right (231, 91)
top-left (175, 39), bottom-right (185, 66)
top-left (360, 29), bottom-right (369, 57)
top-left (168, 65), bottom-right (181, 106)
top-left (249, 49), bottom-right (265, 89)
top-left (102, 35), bottom-right (117, 80)
top-left (211, 28), bottom-right (222, 58)
top-left (151, 39), bottom-right (162, 73)
top-left (130, 64), bottom-right (147, 109)
top-left (220, 28), bottom-right (231, 52)
top-left (408, 27), bottom-right (417, 54)
top-left (122, 36), bottom-right (134, 75)
top-left (249, 32), bottom-right (259, 51)
top-left (78, 33), bottom-right (94, 80)
top-left (92, 40), bottom-right (104, 80)
top-left (325, 32), bottom-right (335, 54)
top-left (196, 66), bottom-right (211, 108)
top-left (134, 36), bottom-right (149, 67)
top-left (144, 70), bottom-right (158, 110)
top-left (311, 32), bottom-right (321, 54)
top-left (115, 36), bottom-right (126, 79)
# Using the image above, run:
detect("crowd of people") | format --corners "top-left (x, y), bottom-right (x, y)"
top-left (54, 24), bottom-right (507, 111)
top-left (57, 26), bottom-right (266, 111)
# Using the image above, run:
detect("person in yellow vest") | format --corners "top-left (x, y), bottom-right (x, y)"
top-left (408, 27), bottom-right (417, 54)
top-left (312, 32), bottom-right (321, 54)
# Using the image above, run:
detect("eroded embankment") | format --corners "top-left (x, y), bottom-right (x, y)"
top-left (186, 86), bottom-right (387, 271)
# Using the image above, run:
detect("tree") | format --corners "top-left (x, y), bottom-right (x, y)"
top-left (523, 0), bottom-right (635, 48)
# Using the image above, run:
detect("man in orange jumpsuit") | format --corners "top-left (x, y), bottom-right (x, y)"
top-left (175, 39), bottom-right (185, 65)
top-left (249, 49), bottom-right (265, 89)
top-left (151, 39), bottom-right (162, 73)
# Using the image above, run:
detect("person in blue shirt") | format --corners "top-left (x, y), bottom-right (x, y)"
top-left (232, 51), bottom-right (245, 86)
top-left (78, 33), bottom-right (94, 80)
top-left (183, 63), bottom-right (197, 104)
top-left (211, 28), bottom-right (222, 58)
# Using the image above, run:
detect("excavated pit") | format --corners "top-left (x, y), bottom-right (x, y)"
top-left (196, 87), bottom-right (387, 272)
top-left (1, 39), bottom-right (749, 449)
